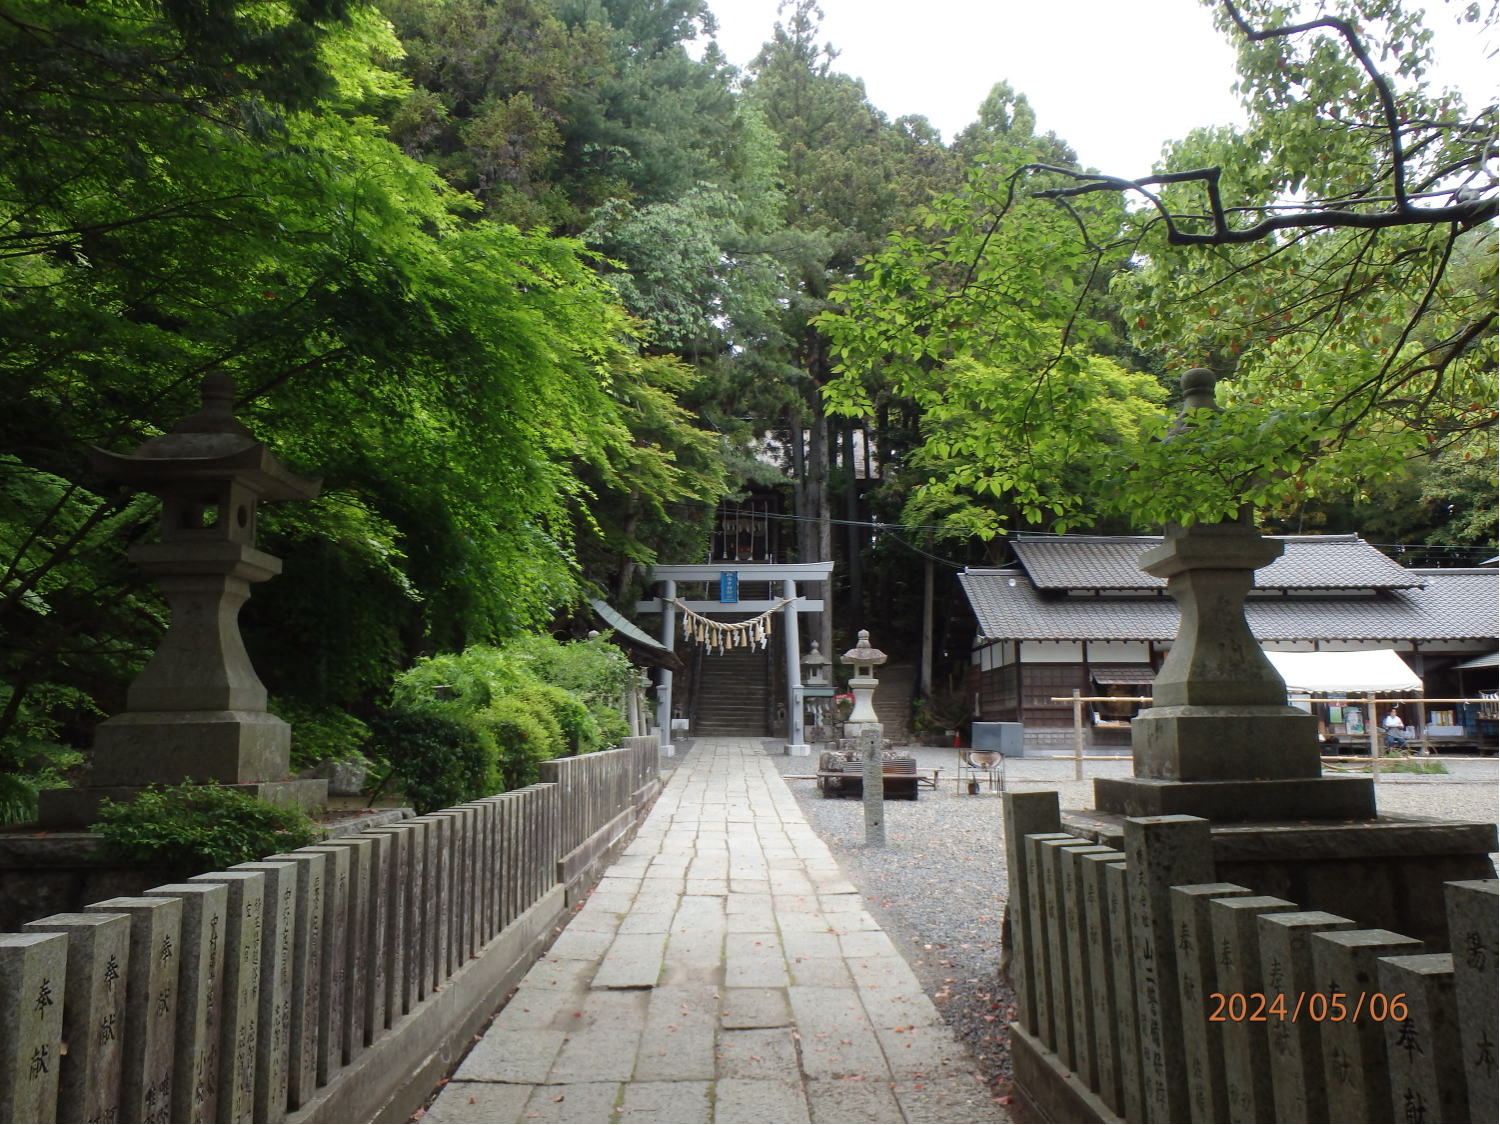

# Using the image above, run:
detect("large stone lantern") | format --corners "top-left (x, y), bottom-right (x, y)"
top-left (841, 629), bottom-right (887, 736)
top-left (40, 373), bottom-right (327, 825)
top-left (1093, 369), bottom-right (1374, 821)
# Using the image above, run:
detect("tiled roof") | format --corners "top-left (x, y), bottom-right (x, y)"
top-left (960, 567), bottom-right (1499, 643)
top-left (1010, 534), bottom-right (1422, 591)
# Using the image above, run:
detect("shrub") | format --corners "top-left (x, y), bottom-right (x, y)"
top-left (514, 681), bottom-right (601, 755)
top-left (482, 696), bottom-right (560, 789)
top-left (93, 783), bottom-right (320, 874)
top-left (274, 697), bottom-right (372, 772)
top-left (369, 709), bottom-right (497, 814)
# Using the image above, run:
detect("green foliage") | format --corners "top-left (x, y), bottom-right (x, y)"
top-left (0, 0), bottom-right (730, 768)
top-left (822, 0), bottom-right (1496, 533)
top-left (821, 142), bottom-right (1166, 536)
top-left (378, 634), bottom-right (632, 804)
top-left (93, 784), bottom-right (320, 873)
top-left (480, 695), bottom-right (560, 789)
top-left (368, 709), bottom-right (497, 814)
top-left (274, 697), bottom-right (372, 772)
top-left (513, 681), bottom-right (600, 754)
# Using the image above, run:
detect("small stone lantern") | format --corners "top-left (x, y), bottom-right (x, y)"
top-left (841, 629), bottom-right (887, 736)
top-left (39, 373), bottom-right (327, 825)
top-left (802, 641), bottom-right (832, 686)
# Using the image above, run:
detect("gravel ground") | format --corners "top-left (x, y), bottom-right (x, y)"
top-left (769, 743), bottom-right (1499, 1097)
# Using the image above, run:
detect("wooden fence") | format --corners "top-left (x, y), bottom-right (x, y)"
top-left (0, 737), bottom-right (660, 1124)
top-left (1003, 790), bottom-right (1499, 1124)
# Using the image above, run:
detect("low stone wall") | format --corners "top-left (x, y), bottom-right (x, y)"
top-left (1003, 791), bottom-right (1499, 1124)
top-left (0, 740), bottom-right (660, 1124)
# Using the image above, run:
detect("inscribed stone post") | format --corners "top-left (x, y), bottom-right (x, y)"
top-left (306, 839), bottom-right (367, 1064)
top-left (1166, 883), bottom-right (1253, 1124)
top-left (318, 835), bottom-right (383, 1048)
top-left (374, 819), bottom-right (427, 1008)
top-left (453, 804), bottom-right (481, 957)
top-left (142, 882), bottom-right (230, 1123)
top-left (495, 796), bottom-right (515, 930)
top-left (290, 845), bottom-right (347, 1084)
top-left (356, 827), bottom-right (408, 1026)
top-left (230, 860), bottom-right (299, 1122)
top-left (1208, 894), bottom-right (1299, 1122)
top-left (263, 850), bottom-right (327, 1108)
top-left (1124, 814), bottom-right (1215, 1123)
top-left (1444, 878), bottom-right (1498, 1122)
top-left (480, 796), bottom-right (500, 936)
top-left (451, 809), bottom-right (479, 961)
top-left (19, 914), bottom-right (129, 1124)
top-left (457, 802), bottom-right (489, 945)
top-left (1001, 791), bottom-right (1061, 1037)
top-left (1312, 928), bottom-right (1423, 1123)
top-left (1105, 860), bottom-right (1144, 1122)
top-left (187, 870), bottom-right (265, 1123)
top-left (857, 725), bottom-right (884, 847)
top-left (422, 814), bottom-right (453, 982)
top-left (1061, 843), bottom-right (1118, 1090)
top-left (0, 932), bottom-right (69, 1123)
top-left (1257, 910), bottom-right (1356, 1124)
top-left (1378, 953), bottom-right (1467, 1125)
top-left (84, 895), bottom-right (183, 1124)
top-left (350, 832), bottom-right (392, 1034)
top-left (1038, 835), bottom-right (1093, 1068)
top-left (464, 800), bottom-right (497, 941)
top-left (1023, 831), bottom-right (1074, 1050)
top-left (1081, 849), bottom-right (1127, 1115)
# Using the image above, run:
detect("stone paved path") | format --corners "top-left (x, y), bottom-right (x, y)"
top-left (423, 737), bottom-right (1006, 1124)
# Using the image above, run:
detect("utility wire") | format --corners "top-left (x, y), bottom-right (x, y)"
top-left (714, 507), bottom-right (1492, 562)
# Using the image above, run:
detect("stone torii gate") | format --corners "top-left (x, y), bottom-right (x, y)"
top-left (637, 562), bottom-right (834, 756)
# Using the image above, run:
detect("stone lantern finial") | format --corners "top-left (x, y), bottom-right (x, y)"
top-left (1180, 366), bottom-right (1219, 413)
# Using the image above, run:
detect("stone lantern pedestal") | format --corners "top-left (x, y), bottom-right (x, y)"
top-left (39, 374), bottom-right (327, 826)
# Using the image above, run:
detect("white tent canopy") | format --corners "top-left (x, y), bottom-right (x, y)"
top-left (1264, 648), bottom-right (1422, 694)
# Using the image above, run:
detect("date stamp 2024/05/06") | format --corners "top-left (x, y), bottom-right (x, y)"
top-left (1209, 992), bottom-right (1408, 1022)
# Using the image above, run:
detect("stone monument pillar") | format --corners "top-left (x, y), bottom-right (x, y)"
top-left (39, 374), bottom-right (327, 825)
top-left (1095, 370), bottom-right (1374, 821)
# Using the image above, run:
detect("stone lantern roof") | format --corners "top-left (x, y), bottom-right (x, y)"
top-left (842, 629), bottom-right (887, 668)
top-left (91, 372), bottom-right (320, 501)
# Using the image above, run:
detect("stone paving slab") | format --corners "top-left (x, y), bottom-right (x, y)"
top-left (427, 737), bottom-right (1006, 1123)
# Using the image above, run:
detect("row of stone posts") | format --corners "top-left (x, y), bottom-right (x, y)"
top-left (1003, 791), bottom-right (1499, 1123)
top-left (2, 781), bottom-right (552, 1123)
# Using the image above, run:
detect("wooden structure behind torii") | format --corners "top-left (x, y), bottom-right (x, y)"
top-left (637, 562), bottom-right (835, 755)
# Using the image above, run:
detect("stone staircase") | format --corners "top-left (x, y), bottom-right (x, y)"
top-left (692, 643), bottom-right (771, 735)
top-left (871, 661), bottom-right (915, 739)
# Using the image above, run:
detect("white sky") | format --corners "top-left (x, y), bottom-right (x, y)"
top-left (700, 0), bottom-right (1496, 175)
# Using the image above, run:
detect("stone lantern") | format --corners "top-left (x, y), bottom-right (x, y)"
top-left (1093, 368), bottom-right (1374, 821)
top-left (801, 641), bottom-right (832, 686)
top-left (39, 373), bottom-right (327, 825)
top-left (841, 629), bottom-right (887, 737)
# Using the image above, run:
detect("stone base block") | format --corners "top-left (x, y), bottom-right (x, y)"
top-left (37, 778), bottom-right (328, 828)
top-left (89, 709), bottom-right (293, 785)
top-left (1130, 705), bottom-right (1320, 780)
top-left (1062, 810), bottom-right (1496, 947)
top-left (1093, 775), bottom-right (1375, 821)
top-left (784, 743), bottom-right (811, 757)
top-left (1008, 1021), bottom-right (1120, 1123)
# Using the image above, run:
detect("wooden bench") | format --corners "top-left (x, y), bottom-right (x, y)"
top-left (816, 750), bottom-right (923, 800)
